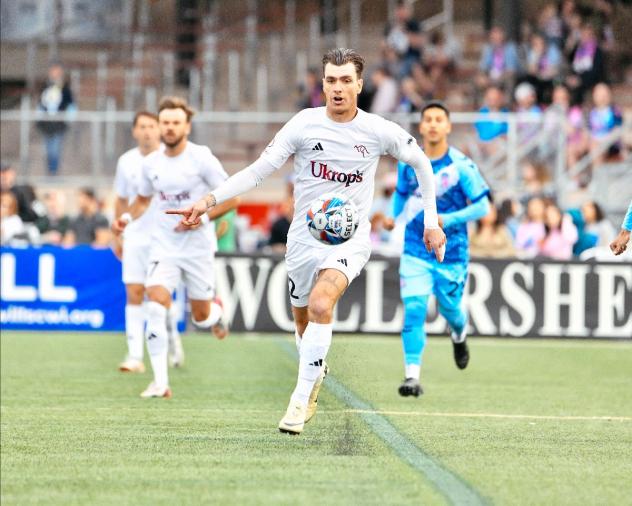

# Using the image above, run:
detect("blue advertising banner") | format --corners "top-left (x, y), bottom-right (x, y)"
top-left (1, 246), bottom-right (126, 331)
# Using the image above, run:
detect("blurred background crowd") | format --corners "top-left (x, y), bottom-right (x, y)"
top-left (1, 0), bottom-right (631, 260)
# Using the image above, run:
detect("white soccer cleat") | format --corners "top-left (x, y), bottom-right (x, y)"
top-left (168, 333), bottom-right (185, 368)
top-left (305, 363), bottom-right (329, 423)
top-left (140, 382), bottom-right (172, 399)
top-left (278, 401), bottom-right (307, 435)
top-left (119, 358), bottom-right (145, 374)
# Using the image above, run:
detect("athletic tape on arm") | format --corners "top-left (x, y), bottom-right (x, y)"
top-left (399, 149), bottom-right (439, 229)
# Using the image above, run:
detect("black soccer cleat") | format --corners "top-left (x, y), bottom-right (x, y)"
top-left (398, 377), bottom-right (423, 397)
top-left (453, 340), bottom-right (470, 370)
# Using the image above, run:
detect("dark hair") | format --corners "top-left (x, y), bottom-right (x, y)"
top-left (421, 100), bottom-right (450, 118)
top-left (133, 111), bottom-right (158, 127)
top-left (158, 96), bottom-right (195, 122)
top-left (322, 48), bottom-right (365, 78)
top-left (588, 201), bottom-right (605, 222)
top-left (79, 187), bottom-right (96, 200)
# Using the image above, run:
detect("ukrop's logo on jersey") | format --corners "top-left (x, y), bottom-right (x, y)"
top-left (310, 161), bottom-right (363, 187)
top-left (158, 190), bottom-right (191, 202)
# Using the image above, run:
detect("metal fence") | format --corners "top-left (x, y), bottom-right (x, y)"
top-left (2, 103), bottom-right (630, 211)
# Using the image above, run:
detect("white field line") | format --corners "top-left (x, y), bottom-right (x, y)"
top-left (3, 406), bottom-right (631, 422)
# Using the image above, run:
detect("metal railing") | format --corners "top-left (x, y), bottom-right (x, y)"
top-left (2, 104), bottom-right (594, 200)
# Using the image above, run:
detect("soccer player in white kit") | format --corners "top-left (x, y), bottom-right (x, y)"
top-left (169, 49), bottom-right (446, 433)
top-left (112, 97), bottom-right (237, 399)
top-left (113, 111), bottom-right (164, 373)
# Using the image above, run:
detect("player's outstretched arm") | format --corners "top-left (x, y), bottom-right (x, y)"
top-left (610, 200), bottom-right (632, 256)
top-left (167, 157), bottom-right (277, 226)
top-left (111, 195), bottom-right (152, 235)
top-left (399, 148), bottom-right (446, 261)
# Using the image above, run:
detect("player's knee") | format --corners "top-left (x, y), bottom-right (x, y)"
top-left (146, 286), bottom-right (171, 307)
top-left (307, 295), bottom-right (334, 323)
top-left (403, 297), bottom-right (428, 329)
top-left (126, 284), bottom-right (144, 305)
top-left (191, 306), bottom-right (210, 323)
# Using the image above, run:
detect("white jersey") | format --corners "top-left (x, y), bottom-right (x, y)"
top-left (114, 147), bottom-right (161, 244)
top-left (138, 141), bottom-right (228, 258)
top-left (261, 107), bottom-right (420, 247)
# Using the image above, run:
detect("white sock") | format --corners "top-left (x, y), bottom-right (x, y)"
top-left (166, 304), bottom-right (180, 342)
top-left (451, 328), bottom-right (467, 343)
top-left (294, 330), bottom-right (302, 353)
top-left (405, 363), bottom-right (421, 380)
top-left (145, 301), bottom-right (169, 388)
top-left (191, 301), bottom-right (223, 329)
top-left (290, 322), bottom-right (332, 406)
top-left (125, 304), bottom-right (145, 361)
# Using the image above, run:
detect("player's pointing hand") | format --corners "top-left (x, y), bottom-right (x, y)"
top-left (423, 227), bottom-right (447, 263)
top-left (166, 195), bottom-right (214, 227)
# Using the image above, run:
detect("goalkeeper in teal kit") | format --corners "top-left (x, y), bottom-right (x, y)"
top-left (387, 101), bottom-right (491, 397)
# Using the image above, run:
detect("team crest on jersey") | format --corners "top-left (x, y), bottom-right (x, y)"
top-left (434, 165), bottom-right (459, 197)
top-left (354, 145), bottom-right (369, 158)
top-left (310, 161), bottom-right (363, 187)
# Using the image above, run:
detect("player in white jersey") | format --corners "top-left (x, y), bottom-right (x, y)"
top-left (113, 113), bottom-right (184, 372)
top-left (113, 111), bottom-right (161, 373)
top-left (112, 97), bottom-right (238, 399)
top-left (169, 49), bottom-right (445, 433)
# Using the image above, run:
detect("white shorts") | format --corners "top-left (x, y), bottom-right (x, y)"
top-left (122, 241), bottom-right (151, 285)
top-left (145, 254), bottom-right (215, 301)
top-left (285, 239), bottom-right (371, 307)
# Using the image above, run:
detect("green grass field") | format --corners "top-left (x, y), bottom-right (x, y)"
top-left (1, 331), bottom-right (631, 505)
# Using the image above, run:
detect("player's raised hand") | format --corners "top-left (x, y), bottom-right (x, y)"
top-left (166, 197), bottom-right (211, 227)
top-left (423, 227), bottom-right (447, 262)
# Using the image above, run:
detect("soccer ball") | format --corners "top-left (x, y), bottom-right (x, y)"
top-left (306, 193), bottom-right (359, 245)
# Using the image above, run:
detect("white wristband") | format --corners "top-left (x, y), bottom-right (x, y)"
top-left (120, 212), bottom-right (132, 224)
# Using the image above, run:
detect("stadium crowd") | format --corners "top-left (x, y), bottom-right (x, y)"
top-left (355, 0), bottom-right (625, 182)
top-left (2, 0), bottom-right (628, 262)
top-left (1, 157), bottom-right (620, 262)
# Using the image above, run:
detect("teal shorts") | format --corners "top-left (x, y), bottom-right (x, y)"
top-left (399, 254), bottom-right (467, 308)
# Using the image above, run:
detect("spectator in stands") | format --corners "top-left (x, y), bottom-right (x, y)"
top-left (580, 200), bottom-right (616, 250)
top-left (519, 160), bottom-right (556, 205)
top-left (562, 12), bottom-right (583, 62)
top-left (0, 162), bottom-right (45, 225)
top-left (514, 82), bottom-right (542, 142)
top-left (1, 191), bottom-right (39, 246)
top-left (470, 204), bottom-right (516, 258)
top-left (383, 0), bottom-right (424, 78)
top-left (63, 187), bottom-right (110, 247)
top-left (297, 68), bottom-right (324, 109)
top-left (370, 66), bottom-right (400, 114)
top-left (566, 23), bottom-right (605, 104)
top-left (215, 209), bottom-right (237, 253)
top-left (592, 0), bottom-right (616, 52)
top-left (515, 196), bottom-right (547, 258)
top-left (538, 3), bottom-right (564, 48)
top-left (36, 63), bottom-right (76, 176)
top-left (476, 26), bottom-right (520, 92)
top-left (38, 190), bottom-right (71, 245)
top-left (268, 197), bottom-right (293, 253)
top-left (474, 85), bottom-right (509, 157)
top-left (543, 84), bottom-right (588, 166)
top-left (588, 82), bottom-right (623, 165)
top-left (422, 30), bottom-right (459, 96)
top-left (498, 198), bottom-right (521, 238)
top-left (524, 32), bottom-right (562, 103)
top-left (539, 202), bottom-right (578, 260)
top-left (397, 76), bottom-right (424, 112)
